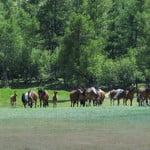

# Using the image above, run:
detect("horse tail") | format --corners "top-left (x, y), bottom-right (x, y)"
top-left (22, 93), bottom-right (25, 103)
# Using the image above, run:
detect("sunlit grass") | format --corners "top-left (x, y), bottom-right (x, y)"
top-left (0, 88), bottom-right (70, 108)
top-left (0, 88), bottom-right (140, 108)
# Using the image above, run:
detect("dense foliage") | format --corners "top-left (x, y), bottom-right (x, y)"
top-left (0, 0), bottom-right (149, 89)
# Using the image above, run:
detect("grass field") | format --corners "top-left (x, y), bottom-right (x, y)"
top-left (0, 106), bottom-right (150, 150)
top-left (0, 88), bottom-right (150, 150)
top-left (0, 88), bottom-right (70, 107)
top-left (0, 88), bottom-right (141, 108)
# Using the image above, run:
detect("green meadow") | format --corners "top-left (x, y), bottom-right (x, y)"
top-left (0, 88), bottom-right (150, 150)
top-left (0, 87), bottom-right (141, 108)
top-left (0, 88), bottom-right (70, 108)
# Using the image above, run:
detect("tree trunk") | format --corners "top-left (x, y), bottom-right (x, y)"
top-left (2, 71), bottom-right (9, 88)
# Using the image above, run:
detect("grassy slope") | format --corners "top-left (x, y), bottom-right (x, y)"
top-left (0, 106), bottom-right (149, 150)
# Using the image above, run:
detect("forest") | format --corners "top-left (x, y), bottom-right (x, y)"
top-left (0, 0), bottom-right (149, 89)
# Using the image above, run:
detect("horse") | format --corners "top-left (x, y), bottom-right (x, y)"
top-left (38, 89), bottom-right (49, 107)
top-left (123, 85), bottom-right (136, 106)
top-left (78, 89), bottom-right (87, 107)
top-left (96, 89), bottom-right (105, 106)
top-left (52, 91), bottom-right (58, 107)
top-left (85, 87), bottom-right (99, 106)
top-left (137, 88), bottom-right (150, 106)
top-left (10, 91), bottom-right (17, 107)
top-left (109, 89), bottom-right (126, 105)
top-left (22, 90), bottom-right (38, 108)
top-left (70, 89), bottom-right (83, 107)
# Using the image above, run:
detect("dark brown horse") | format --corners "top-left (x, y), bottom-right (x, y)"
top-left (78, 89), bottom-right (87, 107)
top-left (109, 89), bottom-right (126, 105)
top-left (10, 91), bottom-right (17, 107)
top-left (52, 91), bottom-right (58, 107)
top-left (70, 89), bottom-right (83, 107)
top-left (38, 89), bottom-right (49, 107)
top-left (123, 86), bottom-right (136, 106)
top-left (137, 88), bottom-right (150, 106)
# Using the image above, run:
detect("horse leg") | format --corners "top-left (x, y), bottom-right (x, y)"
top-left (30, 102), bottom-right (33, 108)
top-left (123, 99), bottom-right (125, 105)
top-left (146, 98), bottom-right (148, 105)
top-left (71, 100), bottom-right (73, 107)
top-left (93, 99), bottom-right (96, 106)
top-left (43, 101), bottom-right (45, 107)
top-left (110, 98), bottom-right (112, 105)
top-left (124, 99), bottom-right (127, 105)
top-left (40, 100), bottom-right (42, 107)
top-left (47, 100), bottom-right (49, 107)
top-left (34, 100), bottom-right (37, 108)
top-left (130, 99), bottom-right (133, 106)
top-left (24, 103), bottom-right (26, 108)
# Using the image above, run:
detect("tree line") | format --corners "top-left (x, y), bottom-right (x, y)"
top-left (0, 0), bottom-right (149, 89)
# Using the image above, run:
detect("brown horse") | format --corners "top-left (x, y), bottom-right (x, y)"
top-left (52, 91), bottom-right (58, 107)
top-left (109, 89), bottom-right (126, 105)
top-left (22, 90), bottom-right (38, 108)
top-left (10, 91), bottom-right (17, 107)
top-left (96, 89), bottom-right (105, 106)
top-left (85, 87), bottom-right (99, 106)
top-left (78, 89), bottom-right (87, 107)
top-left (38, 89), bottom-right (49, 107)
top-left (123, 86), bottom-right (136, 106)
top-left (29, 90), bottom-right (38, 108)
top-left (70, 89), bottom-right (83, 107)
top-left (137, 88), bottom-right (150, 106)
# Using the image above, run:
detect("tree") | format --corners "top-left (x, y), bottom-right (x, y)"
top-left (37, 0), bottom-right (71, 51)
top-left (58, 13), bottom-right (102, 87)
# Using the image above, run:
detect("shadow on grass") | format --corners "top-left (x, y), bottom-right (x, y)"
top-left (48, 100), bottom-right (70, 103)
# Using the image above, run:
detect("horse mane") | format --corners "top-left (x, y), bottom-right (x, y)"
top-left (38, 88), bottom-right (46, 95)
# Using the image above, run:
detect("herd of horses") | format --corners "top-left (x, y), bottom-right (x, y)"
top-left (10, 89), bottom-right (58, 108)
top-left (70, 85), bottom-right (150, 107)
top-left (10, 85), bottom-right (150, 108)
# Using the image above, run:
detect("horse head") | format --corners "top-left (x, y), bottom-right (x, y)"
top-left (14, 91), bottom-right (17, 97)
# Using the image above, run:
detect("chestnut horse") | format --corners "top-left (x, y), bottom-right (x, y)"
top-left (109, 89), bottom-right (126, 105)
top-left (70, 89), bottom-right (83, 107)
top-left (38, 89), bottom-right (49, 107)
top-left (137, 88), bottom-right (150, 106)
top-left (10, 91), bottom-right (17, 107)
top-left (52, 91), bottom-right (58, 107)
top-left (96, 89), bottom-right (105, 106)
top-left (123, 86), bottom-right (136, 106)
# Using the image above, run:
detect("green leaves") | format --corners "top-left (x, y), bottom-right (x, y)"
top-left (0, 0), bottom-right (149, 88)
